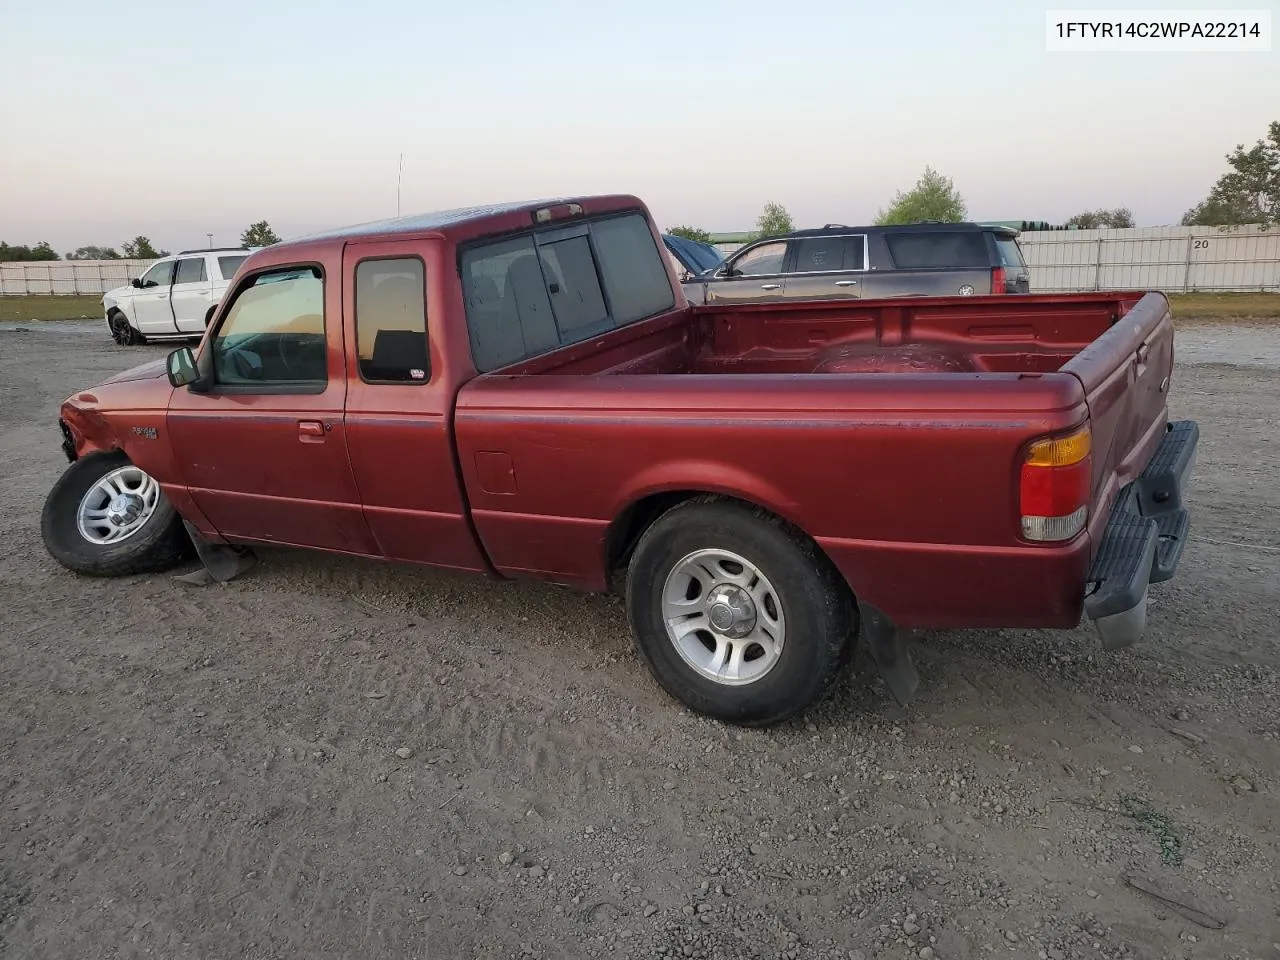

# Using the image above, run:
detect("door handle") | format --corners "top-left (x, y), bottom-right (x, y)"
top-left (298, 420), bottom-right (326, 442)
top-left (760, 283), bottom-right (782, 290)
top-left (834, 280), bottom-right (858, 287)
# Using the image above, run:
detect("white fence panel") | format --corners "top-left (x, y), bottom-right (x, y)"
top-left (0, 259), bottom-right (156, 296)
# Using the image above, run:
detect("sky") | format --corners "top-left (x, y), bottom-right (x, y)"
top-left (1, 0), bottom-right (1276, 254)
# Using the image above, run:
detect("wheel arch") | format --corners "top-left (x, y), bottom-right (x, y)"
top-left (604, 488), bottom-right (854, 605)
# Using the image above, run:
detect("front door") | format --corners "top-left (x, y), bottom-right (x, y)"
top-left (170, 255), bottom-right (214, 333)
top-left (703, 240), bottom-right (790, 303)
top-left (166, 258), bottom-right (379, 555)
top-left (132, 260), bottom-right (177, 335)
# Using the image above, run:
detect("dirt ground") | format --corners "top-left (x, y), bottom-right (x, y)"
top-left (1, 320), bottom-right (1277, 960)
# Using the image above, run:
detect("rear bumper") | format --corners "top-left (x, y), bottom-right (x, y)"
top-left (1083, 419), bottom-right (1198, 650)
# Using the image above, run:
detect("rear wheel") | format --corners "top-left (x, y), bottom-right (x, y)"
top-left (625, 498), bottom-right (855, 726)
top-left (108, 310), bottom-right (144, 346)
top-left (40, 451), bottom-right (192, 576)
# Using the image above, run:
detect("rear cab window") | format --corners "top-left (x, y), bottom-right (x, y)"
top-left (460, 211), bottom-right (675, 372)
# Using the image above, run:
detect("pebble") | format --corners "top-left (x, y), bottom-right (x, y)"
top-left (395, 747), bottom-right (413, 760)
top-left (498, 852), bottom-right (514, 865)
top-left (452, 866), bottom-right (467, 876)
top-left (644, 904), bottom-right (659, 917)
top-left (1232, 777), bottom-right (1255, 793)
top-left (1174, 708), bottom-right (1191, 722)
top-left (1128, 745), bottom-right (1144, 754)
top-left (1087, 889), bottom-right (1099, 898)
top-left (1005, 930), bottom-right (1020, 943)
top-left (919, 949), bottom-right (935, 960)
top-left (528, 865), bottom-right (545, 878)
top-left (904, 921), bottom-right (921, 936)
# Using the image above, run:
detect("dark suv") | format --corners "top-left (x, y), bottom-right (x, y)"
top-left (685, 222), bottom-right (1031, 305)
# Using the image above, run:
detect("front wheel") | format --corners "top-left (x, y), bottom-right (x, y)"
top-left (108, 310), bottom-right (145, 346)
top-left (625, 498), bottom-right (856, 726)
top-left (40, 451), bottom-right (192, 576)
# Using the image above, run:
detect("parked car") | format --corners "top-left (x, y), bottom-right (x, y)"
top-left (41, 195), bottom-right (1195, 727)
top-left (103, 247), bottom-right (253, 346)
top-left (662, 232), bottom-right (725, 282)
top-left (684, 222), bottom-right (1032, 305)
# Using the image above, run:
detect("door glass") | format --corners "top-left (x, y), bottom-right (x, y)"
top-left (355, 257), bottom-right (428, 383)
top-left (731, 242), bottom-right (786, 276)
top-left (212, 267), bottom-right (326, 386)
top-left (138, 261), bottom-right (173, 288)
top-left (175, 258), bottom-right (207, 284)
top-left (792, 237), bottom-right (846, 273)
top-left (847, 235), bottom-right (867, 270)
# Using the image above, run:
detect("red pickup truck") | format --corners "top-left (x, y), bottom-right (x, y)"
top-left (41, 195), bottom-right (1198, 726)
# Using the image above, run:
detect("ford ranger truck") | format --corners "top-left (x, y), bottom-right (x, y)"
top-left (40, 195), bottom-right (1198, 727)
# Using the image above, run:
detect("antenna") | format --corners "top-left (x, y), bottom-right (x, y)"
top-left (397, 153), bottom-right (404, 217)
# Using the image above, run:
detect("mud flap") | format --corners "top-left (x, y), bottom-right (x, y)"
top-left (173, 520), bottom-right (257, 585)
top-left (861, 602), bottom-right (919, 706)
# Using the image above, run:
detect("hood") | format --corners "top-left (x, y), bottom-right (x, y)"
top-left (98, 357), bottom-right (168, 386)
top-left (103, 283), bottom-right (133, 302)
top-left (662, 234), bottom-right (725, 277)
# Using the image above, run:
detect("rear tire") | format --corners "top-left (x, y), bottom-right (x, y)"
top-left (108, 310), bottom-right (145, 346)
top-left (625, 497), bottom-right (855, 726)
top-left (40, 451), bottom-right (192, 577)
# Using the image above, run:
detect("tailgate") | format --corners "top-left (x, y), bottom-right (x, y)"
top-left (1060, 292), bottom-right (1175, 528)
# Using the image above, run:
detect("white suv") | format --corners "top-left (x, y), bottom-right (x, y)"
top-left (103, 248), bottom-right (252, 346)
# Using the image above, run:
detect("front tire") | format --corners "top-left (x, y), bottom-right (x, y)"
top-left (625, 498), bottom-right (856, 726)
top-left (108, 310), bottom-right (145, 346)
top-left (40, 451), bottom-right (192, 577)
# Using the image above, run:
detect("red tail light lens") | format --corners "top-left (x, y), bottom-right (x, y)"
top-left (991, 266), bottom-right (1007, 294)
top-left (1020, 425), bottom-right (1091, 542)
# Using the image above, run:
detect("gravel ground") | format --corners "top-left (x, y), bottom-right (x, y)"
top-left (1, 320), bottom-right (1277, 960)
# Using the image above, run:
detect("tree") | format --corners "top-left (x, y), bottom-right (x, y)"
top-left (755, 202), bottom-right (794, 238)
top-left (1065, 207), bottom-right (1135, 229)
top-left (0, 241), bottom-right (59, 261)
top-left (875, 166), bottom-right (968, 225)
top-left (121, 236), bottom-right (168, 259)
top-left (66, 245), bottom-right (121, 260)
top-left (241, 220), bottom-right (281, 247)
top-left (1181, 120), bottom-right (1280, 226)
top-left (667, 225), bottom-right (713, 243)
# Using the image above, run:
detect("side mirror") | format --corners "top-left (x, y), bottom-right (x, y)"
top-left (166, 347), bottom-right (198, 388)
top-left (130, 278), bottom-right (143, 288)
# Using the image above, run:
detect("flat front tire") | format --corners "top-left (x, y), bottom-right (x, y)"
top-left (40, 451), bottom-right (192, 577)
top-left (626, 498), bottom-right (855, 726)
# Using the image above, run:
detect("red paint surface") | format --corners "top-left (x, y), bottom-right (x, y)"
top-left (54, 195), bottom-right (1176, 630)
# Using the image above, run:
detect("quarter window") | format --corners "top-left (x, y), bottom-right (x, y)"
top-left (731, 241), bottom-right (786, 276)
top-left (217, 255), bottom-right (248, 280)
top-left (211, 266), bottom-right (326, 387)
top-left (175, 258), bottom-right (207, 284)
top-left (354, 257), bottom-right (429, 383)
top-left (885, 232), bottom-right (989, 269)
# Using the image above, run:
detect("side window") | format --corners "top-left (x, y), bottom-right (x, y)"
top-left (211, 266), bottom-right (326, 387)
top-left (731, 241), bottom-right (786, 276)
top-left (885, 232), bottom-right (989, 269)
top-left (792, 237), bottom-right (846, 273)
top-left (217, 255), bottom-right (248, 281)
top-left (175, 258), bottom-right (207, 284)
top-left (460, 211), bottom-right (676, 373)
top-left (138, 261), bottom-right (173, 288)
top-left (354, 257), bottom-right (428, 384)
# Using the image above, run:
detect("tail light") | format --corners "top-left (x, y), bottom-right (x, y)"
top-left (1020, 424), bottom-right (1091, 542)
top-left (991, 266), bottom-right (1007, 294)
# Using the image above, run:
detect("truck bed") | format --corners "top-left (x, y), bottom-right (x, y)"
top-left (454, 292), bottom-right (1174, 631)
